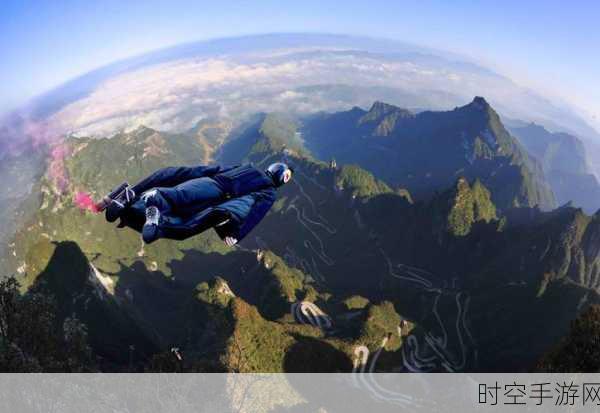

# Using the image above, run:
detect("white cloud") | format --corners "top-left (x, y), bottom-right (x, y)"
top-left (43, 48), bottom-right (592, 141)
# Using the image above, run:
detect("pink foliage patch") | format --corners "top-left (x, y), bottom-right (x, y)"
top-left (48, 142), bottom-right (72, 193)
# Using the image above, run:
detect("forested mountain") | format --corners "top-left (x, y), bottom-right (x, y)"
top-left (3, 98), bottom-right (600, 373)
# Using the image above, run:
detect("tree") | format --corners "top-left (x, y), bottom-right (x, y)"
top-left (537, 305), bottom-right (600, 372)
top-left (0, 275), bottom-right (96, 372)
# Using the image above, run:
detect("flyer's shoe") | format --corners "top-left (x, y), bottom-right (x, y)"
top-left (104, 185), bottom-right (136, 223)
top-left (140, 189), bottom-right (159, 206)
top-left (96, 182), bottom-right (129, 212)
top-left (142, 206), bottom-right (161, 244)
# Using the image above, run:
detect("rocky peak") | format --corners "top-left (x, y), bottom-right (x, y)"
top-left (369, 101), bottom-right (399, 116)
top-left (470, 96), bottom-right (491, 111)
top-left (363, 101), bottom-right (413, 120)
top-left (433, 178), bottom-right (497, 237)
top-left (195, 276), bottom-right (235, 307)
top-left (359, 101), bottom-right (413, 136)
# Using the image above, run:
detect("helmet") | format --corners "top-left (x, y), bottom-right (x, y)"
top-left (266, 162), bottom-right (293, 187)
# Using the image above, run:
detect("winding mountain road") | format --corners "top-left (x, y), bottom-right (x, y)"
top-left (257, 155), bottom-right (477, 373)
top-left (352, 335), bottom-right (432, 408)
top-left (290, 301), bottom-right (333, 330)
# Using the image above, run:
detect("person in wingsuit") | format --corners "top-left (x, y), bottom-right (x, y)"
top-left (98, 162), bottom-right (292, 245)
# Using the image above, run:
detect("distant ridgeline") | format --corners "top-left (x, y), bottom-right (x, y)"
top-left (3, 97), bottom-right (600, 373)
top-left (301, 97), bottom-right (556, 211)
top-left (509, 122), bottom-right (600, 214)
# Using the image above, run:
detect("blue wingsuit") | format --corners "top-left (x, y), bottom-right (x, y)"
top-left (117, 164), bottom-right (277, 243)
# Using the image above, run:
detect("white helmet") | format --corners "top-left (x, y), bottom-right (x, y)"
top-left (266, 162), bottom-right (293, 187)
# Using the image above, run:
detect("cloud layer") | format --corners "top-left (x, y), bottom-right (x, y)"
top-left (45, 49), bottom-right (540, 138)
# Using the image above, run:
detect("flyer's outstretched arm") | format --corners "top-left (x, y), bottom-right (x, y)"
top-left (219, 188), bottom-right (277, 242)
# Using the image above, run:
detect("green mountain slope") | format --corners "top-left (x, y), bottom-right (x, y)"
top-left (5, 108), bottom-right (600, 373)
top-left (218, 113), bottom-right (308, 165)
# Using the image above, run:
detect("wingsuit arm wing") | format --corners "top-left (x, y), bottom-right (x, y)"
top-left (158, 208), bottom-right (231, 241)
top-left (214, 188), bottom-right (277, 242)
top-left (131, 164), bottom-right (237, 194)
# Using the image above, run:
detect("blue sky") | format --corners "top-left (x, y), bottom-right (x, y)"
top-left (1, 0), bottom-right (599, 123)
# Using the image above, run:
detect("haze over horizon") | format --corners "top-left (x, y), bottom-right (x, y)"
top-left (1, 0), bottom-right (599, 134)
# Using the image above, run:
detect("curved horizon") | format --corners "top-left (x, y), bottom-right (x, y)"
top-left (3, 32), bottom-right (592, 145)
top-left (2, 1), bottom-right (599, 134)
top-left (22, 32), bottom-right (488, 118)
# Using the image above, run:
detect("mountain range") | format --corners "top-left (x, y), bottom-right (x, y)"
top-left (302, 97), bottom-right (555, 210)
top-left (2, 97), bottom-right (600, 373)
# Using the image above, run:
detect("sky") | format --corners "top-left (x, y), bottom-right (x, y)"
top-left (1, 0), bottom-right (599, 126)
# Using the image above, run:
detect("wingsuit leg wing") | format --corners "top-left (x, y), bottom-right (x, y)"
top-left (156, 208), bottom-right (233, 241)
